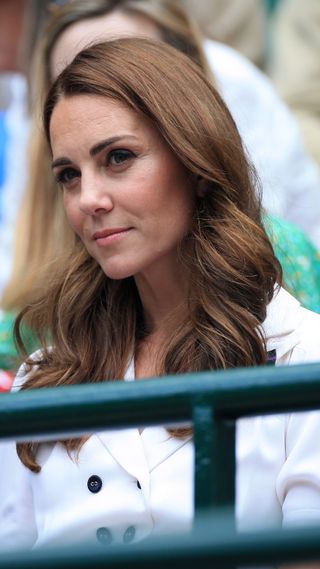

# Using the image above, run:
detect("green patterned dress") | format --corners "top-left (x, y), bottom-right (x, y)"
top-left (265, 214), bottom-right (320, 313)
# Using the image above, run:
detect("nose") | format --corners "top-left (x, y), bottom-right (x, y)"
top-left (79, 172), bottom-right (113, 216)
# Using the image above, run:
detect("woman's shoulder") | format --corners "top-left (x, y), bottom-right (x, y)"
top-left (290, 305), bottom-right (320, 364)
top-left (264, 287), bottom-right (320, 365)
top-left (11, 348), bottom-right (44, 392)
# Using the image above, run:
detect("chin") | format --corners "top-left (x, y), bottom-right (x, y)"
top-left (99, 262), bottom-right (136, 281)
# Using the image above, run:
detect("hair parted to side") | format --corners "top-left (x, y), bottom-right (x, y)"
top-left (16, 38), bottom-right (281, 472)
top-left (2, 0), bottom-right (211, 311)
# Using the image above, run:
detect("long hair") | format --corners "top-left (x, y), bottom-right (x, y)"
top-left (2, 0), bottom-right (211, 311)
top-left (16, 38), bottom-right (281, 471)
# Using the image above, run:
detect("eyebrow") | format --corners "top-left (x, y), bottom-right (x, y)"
top-left (51, 135), bottom-right (138, 169)
top-left (51, 157), bottom-right (72, 169)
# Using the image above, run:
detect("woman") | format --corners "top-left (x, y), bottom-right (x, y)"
top-left (1, 38), bottom-right (320, 551)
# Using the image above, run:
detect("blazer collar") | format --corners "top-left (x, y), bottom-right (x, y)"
top-left (262, 286), bottom-right (303, 360)
top-left (96, 428), bottom-right (150, 494)
top-left (96, 359), bottom-right (191, 483)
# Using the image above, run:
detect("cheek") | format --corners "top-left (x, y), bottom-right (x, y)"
top-left (161, 180), bottom-right (194, 230)
top-left (148, 190), bottom-right (194, 248)
top-left (63, 195), bottom-right (82, 234)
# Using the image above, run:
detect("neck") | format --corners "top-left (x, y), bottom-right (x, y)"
top-left (133, 258), bottom-right (190, 379)
top-left (134, 261), bottom-right (189, 337)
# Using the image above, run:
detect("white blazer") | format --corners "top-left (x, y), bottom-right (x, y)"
top-left (1, 288), bottom-right (320, 551)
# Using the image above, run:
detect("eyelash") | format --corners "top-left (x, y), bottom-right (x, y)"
top-left (55, 148), bottom-right (136, 187)
top-left (55, 167), bottom-right (79, 186)
top-left (107, 148), bottom-right (136, 166)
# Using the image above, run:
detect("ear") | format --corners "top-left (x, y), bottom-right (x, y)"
top-left (195, 177), bottom-right (207, 198)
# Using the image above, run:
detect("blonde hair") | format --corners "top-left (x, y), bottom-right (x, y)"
top-left (16, 38), bottom-right (281, 471)
top-left (2, 0), bottom-right (211, 310)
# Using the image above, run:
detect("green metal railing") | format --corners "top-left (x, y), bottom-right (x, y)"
top-left (1, 362), bottom-right (320, 566)
top-left (2, 516), bottom-right (320, 568)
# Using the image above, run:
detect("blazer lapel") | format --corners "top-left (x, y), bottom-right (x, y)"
top-left (140, 427), bottom-right (192, 473)
top-left (96, 359), bottom-right (191, 490)
top-left (96, 429), bottom-right (150, 495)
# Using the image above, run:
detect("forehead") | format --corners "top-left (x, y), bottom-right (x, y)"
top-left (49, 94), bottom-right (157, 151)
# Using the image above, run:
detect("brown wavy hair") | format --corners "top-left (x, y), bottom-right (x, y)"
top-left (16, 38), bottom-right (281, 472)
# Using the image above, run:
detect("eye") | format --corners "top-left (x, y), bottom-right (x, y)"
top-left (55, 167), bottom-right (80, 187)
top-left (107, 149), bottom-right (135, 167)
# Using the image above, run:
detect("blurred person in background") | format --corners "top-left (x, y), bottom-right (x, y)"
top-left (0, 0), bottom-right (49, 294)
top-left (270, 0), bottom-right (320, 166)
top-left (1, 0), bottom-right (320, 388)
top-left (181, 0), bottom-right (267, 69)
top-left (0, 0), bottom-right (30, 294)
top-left (37, 0), bottom-right (320, 246)
top-left (0, 0), bottom-right (49, 385)
top-left (0, 0), bottom-right (30, 386)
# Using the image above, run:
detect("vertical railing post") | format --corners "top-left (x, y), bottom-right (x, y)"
top-left (193, 399), bottom-right (236, 525)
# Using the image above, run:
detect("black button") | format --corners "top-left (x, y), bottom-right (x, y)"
top-left (123, 525), bottom-right (136, 544)
top-left (87, 475), bottom-right (102, 493)
top-left (136, 480), bottom-right (141, 489)
top-left (96, 527), bottom-right (112, 545)
top-left (267, 349), bottom-right (277, 365)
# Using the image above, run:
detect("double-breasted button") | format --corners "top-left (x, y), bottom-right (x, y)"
top-left (123, 525), bottom-right (136, 544)
top-left (96, 527), bottom-right (112, 545)
top-left (87, 475), bottom-right (102, 493)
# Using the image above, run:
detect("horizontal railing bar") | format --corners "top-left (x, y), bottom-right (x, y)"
top-left (1, 363), bottom-right (320, 440)
top-left (1, 515), bottom-right (320, 568)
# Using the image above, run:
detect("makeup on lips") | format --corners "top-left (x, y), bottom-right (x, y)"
top-left (93, 227), bottom-right (133, 246)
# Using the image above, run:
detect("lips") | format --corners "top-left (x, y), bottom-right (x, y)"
top-left (93, 228), bottom-right (131, 240)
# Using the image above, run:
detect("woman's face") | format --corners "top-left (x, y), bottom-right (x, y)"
top-left (51, 10), bottom-right (162, 79)
top-left (50, 94), bottom-right (194, 282)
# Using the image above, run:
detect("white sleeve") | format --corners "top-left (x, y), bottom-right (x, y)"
top-left (11, 348), bottom-right (43, 392)
top-left (204, 39), bottom-right (320, 248)
top-left (276, 411), bottom-right (320, 527)
top-left (0, 440), bottom-right (37, 551)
